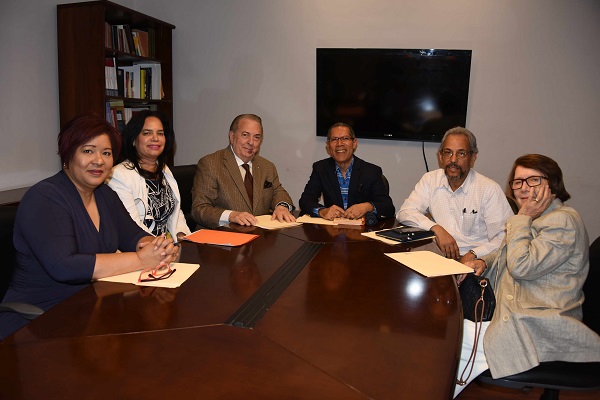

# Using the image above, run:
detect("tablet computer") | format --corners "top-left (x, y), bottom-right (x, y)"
top-left (375, 227), bottom-right (435, 243)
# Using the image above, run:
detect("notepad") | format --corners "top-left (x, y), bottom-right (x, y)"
top-left (385, 251), bottom-right (474, 277)
top-left (98, 263), bottom-right (200, 288)
top-left (333, 217), bottom-right (365, 226)
top-left (183, 229), bottom-right (259, 246)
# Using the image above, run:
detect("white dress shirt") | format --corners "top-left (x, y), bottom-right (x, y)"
top-left (396, 169), bottom-right (512, 257)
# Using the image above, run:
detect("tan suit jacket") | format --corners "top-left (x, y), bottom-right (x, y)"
top-left (481, 199), bottom-right (600, 378)
top-left (191, 147), bottom-right (293, 228)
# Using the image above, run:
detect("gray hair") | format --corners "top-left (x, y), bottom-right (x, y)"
top-left (229, 114), bottom-right (263, 133)
top-left (438, 127), bottom-right (478, 154)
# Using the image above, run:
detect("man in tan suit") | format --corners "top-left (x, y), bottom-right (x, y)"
top-left (191, 114), bottom-right (295, 229)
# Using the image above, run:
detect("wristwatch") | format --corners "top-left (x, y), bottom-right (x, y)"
top-left (276, 201), bottom-right (293, 212)
top-left (468, 249), bottom-right (477, 258)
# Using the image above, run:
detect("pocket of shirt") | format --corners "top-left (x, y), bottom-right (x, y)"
top-left (461, 213), bottom-right (482, 236)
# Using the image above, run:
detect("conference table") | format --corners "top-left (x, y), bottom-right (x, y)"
top-left (0, 220), bottom-right (463, 399)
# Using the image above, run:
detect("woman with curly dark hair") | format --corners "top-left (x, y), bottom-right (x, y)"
top-left (107, 110), bottom-right (190, 241)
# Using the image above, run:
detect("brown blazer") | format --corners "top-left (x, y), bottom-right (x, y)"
top-left (191, 147), bottom-right (294, 228)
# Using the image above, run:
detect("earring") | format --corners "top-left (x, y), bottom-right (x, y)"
top-left (63, 163), bottom-right (67, 169)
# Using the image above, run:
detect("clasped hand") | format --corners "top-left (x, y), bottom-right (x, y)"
top-left (319, 203), bottom-right (372, 220)
top-left (137, 234), bottom-right (178, 269)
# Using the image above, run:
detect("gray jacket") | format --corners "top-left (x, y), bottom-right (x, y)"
top-left (481, 199), bottom-right (600, 378)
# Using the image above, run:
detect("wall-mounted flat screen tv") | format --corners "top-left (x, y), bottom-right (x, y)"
top-left (316, 48), bottom-right (472, 142)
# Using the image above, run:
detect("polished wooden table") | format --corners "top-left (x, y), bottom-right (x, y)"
top-left (0, 220), bottom-right (462, 399)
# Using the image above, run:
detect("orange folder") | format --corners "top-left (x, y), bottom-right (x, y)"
top-left (183, 229), bottom-right (259, 246)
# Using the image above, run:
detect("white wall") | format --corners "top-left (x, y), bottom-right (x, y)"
top-left (2, 0), bottom-right (600, 241)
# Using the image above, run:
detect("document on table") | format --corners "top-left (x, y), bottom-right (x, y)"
top-left (98, 263), bottom-right (200, 288)
top-left (254, 214), bottom-right (302, 230)
top-left (296, 215), bottom-right (364, 226)
top-left (183, 229), bottom-right (259, 246)
top-left (384, 251), bottom-right (474, 277)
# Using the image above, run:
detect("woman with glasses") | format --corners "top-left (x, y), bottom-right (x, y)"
top-left (453, 154), bottom-right (600, 397)
top-left (107, 111), bottom-right (190, 242)
top-left (0, 115), bottom-right (178, 340)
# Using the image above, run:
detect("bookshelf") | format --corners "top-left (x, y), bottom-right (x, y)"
top-left (57, 1), bottom-right (175, 138)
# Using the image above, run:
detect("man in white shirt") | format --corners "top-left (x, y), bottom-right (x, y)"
top-left (396, 127), bottom-right (513, 262)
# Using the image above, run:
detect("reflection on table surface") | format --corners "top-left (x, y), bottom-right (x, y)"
top-left (279, 216), bottom-right (397, 242)
top-left (1, 219), bottom-right (461, 400)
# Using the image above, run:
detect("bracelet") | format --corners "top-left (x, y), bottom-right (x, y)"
top-left (468, 249), bottom-right (477, 258)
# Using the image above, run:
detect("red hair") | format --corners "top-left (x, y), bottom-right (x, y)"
top-left (58, 114), bottom-right (121, 166)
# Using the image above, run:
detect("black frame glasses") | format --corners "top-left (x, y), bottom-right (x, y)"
top-left (328, 136), bottom-right (354, 144)
top-left (509, 176), bottom-right (547, 190)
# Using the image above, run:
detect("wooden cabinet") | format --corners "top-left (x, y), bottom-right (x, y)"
top-left (57, 1), bottom-right (175, 131)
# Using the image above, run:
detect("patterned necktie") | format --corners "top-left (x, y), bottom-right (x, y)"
top-left (242, 163), bottom-right (253, 207)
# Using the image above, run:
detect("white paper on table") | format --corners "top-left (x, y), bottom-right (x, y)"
top-left (255, 214), bottom-right (302, 230)
top-left (296, 215), bottom-right (340, 226)
top-left (384, 251), bottom-right (474, 277)
top-left (98, 263), bottom-right (200, 288)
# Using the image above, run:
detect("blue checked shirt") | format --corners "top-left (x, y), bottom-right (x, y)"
top-left (312, 158), bottom-right (354, 216)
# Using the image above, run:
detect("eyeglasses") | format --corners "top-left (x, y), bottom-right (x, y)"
top-left (328, 136), bottom-right (353, 144)
top-left (509, 176), bottom-right (547, 190)
top-left (439, 149), bottom-right (472, 159)
top-left (138, 264), bottom-right (176, 283)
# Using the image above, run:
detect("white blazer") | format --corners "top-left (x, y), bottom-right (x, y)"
top-left (107, 161), bottom-right (191, 239)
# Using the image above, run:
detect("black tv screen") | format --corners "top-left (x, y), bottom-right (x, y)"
top-left (316, 48), bottom-right (472, 142)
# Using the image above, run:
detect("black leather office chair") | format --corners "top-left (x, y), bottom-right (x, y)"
top-left (477, 236), bottom-right (600, 399)
top-left (0, 205), bottom-right (44, 320)
top-left (171, 164), bottom-right (197, 232)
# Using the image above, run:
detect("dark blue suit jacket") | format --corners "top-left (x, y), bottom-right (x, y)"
top-left (299, 156), bottom-right (395, 218)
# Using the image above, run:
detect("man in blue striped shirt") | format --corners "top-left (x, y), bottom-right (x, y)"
top-left (299, 123), bottom-right (395, 221)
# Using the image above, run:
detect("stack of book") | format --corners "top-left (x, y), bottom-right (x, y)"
top-left (115, 63), bottom-right (162, 100)
top-left (104, 58), bottom-right (118, 96)
top-left (104, 23), bottom-right (153, 57)
top-left (105, 100), bottom-right (157, 131)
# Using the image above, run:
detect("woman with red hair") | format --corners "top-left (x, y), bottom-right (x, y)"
top-left (0, 114), bottom-right (178, 340)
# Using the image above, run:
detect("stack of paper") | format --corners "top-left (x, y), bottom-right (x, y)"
top-left (296, 215), bottom-right (364, 226)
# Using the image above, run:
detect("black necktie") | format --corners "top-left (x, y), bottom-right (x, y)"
top-left (242, 163), bottom-right (253, 207)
